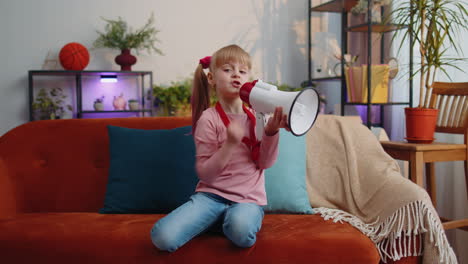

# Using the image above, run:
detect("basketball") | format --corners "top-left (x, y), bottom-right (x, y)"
top-left (59, 42), bottom-right (90, 71)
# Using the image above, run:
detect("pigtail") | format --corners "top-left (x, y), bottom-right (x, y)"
top-left (191, 64), bottom-right (210, 134)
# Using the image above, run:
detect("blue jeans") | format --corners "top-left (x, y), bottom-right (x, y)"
top-left (150, 192), bottom-right (264, 252)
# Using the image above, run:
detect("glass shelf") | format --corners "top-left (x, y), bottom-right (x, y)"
top-left (311, 76), bottom-right (341, 81)
top-left (29, 70), bottom-right (152, 76)
top-left (346, 23), bottom-right (407, 33)
top-left (310, 0), bottom-right (358, 13)
top-left (29, 70), bottom-right (153, 121)
top-left (301, 77), bottom-right (341, 87)
top-left (81, 110), bottom-right (152, 113)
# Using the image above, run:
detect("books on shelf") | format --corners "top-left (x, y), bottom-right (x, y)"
top-left (344, 64), bottom-right (390, 103)
top-left (361, 65), bottom-right (390, 103)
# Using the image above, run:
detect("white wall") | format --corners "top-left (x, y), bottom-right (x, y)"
top-left (0, 0), bottom-right (308, 135)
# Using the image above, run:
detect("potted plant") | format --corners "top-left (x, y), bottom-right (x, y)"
top-left (32, 87), bottom-right (72, 120)
top-left (388, 0), bottom-right (468, 143)
top-left (152, 78), bottom-right (194, 116)
top-left (152, 84), bottom-right (185, 116)
top-left (93, 13), bottom-right (163, 71)
top-left (94, 96), bottom-right (105, 111)
top-left (128, 99), bottom-right (140, 111)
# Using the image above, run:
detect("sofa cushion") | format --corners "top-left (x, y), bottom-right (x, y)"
top-left (264, 130), bottom-right (314, 214)
top-left (102, 125), bottom-right (313, 215)
top-left (0, 213), bottom-right (380, 264)
top-left (100, 125), bottom-right (198, 214)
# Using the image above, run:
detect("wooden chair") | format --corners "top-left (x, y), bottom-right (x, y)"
top-left (381, 82), bottom-right (468, 231)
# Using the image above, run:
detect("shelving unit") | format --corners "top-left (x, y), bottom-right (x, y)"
top-left (28, 70), bottom-right (153, 121)
top-left (307, 0), bottom-right (413, 128)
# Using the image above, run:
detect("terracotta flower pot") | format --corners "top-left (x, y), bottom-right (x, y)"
top-left (405, 107), bottom-right (438, 144)
top-left (115, 49), bottom-right (137, 71)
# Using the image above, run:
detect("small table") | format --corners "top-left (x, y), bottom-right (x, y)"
top-left (380, 141), bottom-right (467, 208)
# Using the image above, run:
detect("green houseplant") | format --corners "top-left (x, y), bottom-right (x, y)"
top-left (93, 13), bottom-right (163, 71)
top-left (388, 0), bottom-right (468, 142)
top-left (151, 77), bottom-right (222, 117)
top-left (32, 87), bottom-right (72, 120)
top-left (152, 78), bottom-right (193, 116)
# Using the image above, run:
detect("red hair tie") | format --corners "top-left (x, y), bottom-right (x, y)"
top-left (199, 56), bottom-right (211, 69)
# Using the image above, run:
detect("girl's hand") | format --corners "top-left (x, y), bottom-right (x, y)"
top-left (226, 121), bottom-right (244, 146)
top-left (264, 107), bottom-right (290, 136)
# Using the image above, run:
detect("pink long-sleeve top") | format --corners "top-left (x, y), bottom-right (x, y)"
top-left (194, 107), bottom-right (279, 205)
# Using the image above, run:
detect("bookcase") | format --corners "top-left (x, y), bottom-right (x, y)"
top-left (306, 0), bottom-right (413, 128)
top-left (28, 70), bottom-right (153, 121)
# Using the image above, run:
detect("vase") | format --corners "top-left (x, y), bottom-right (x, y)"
top-left (113, 93), bottom-right (127, 110)
top-left (128, 101), bottom-right (140, 111)
top-left (115, 49), bottom-right (137, 71)
top-left (94, 102), bottom-right (104, 111)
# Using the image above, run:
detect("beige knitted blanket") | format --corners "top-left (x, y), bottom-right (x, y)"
top-left (305, 115), bottom-right (457, 264)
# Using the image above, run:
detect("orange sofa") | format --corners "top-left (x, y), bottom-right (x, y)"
top-left (0, 117), bottom-right (419, 264)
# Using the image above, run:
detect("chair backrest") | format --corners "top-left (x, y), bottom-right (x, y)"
top-left (429, 82), bottom-right (468, 135)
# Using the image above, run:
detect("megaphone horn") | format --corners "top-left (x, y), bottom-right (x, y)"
top-left (240, 80), bottom-right (320, 138)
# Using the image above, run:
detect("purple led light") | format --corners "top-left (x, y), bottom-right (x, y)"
top-left (100, 75), bottom-right (118, 83)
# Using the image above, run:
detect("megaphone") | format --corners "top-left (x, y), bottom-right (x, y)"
top-left (240, 80), bottom-right (320, 139)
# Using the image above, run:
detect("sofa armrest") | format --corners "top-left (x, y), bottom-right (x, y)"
top-left (0, 158), bottom-right (17, 219)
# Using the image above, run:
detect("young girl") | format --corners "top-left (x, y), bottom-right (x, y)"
top-left (150, 44), bottom-right (288, 252)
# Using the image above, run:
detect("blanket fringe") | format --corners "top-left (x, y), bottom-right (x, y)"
top-left (314, 200), bottom-right (457, 264)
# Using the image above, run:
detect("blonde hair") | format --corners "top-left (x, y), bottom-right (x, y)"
top-left (191, 44), bottom-right (252, 133)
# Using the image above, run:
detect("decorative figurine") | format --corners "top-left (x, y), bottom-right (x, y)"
top-left (113, 93), bottom-right (127, 110)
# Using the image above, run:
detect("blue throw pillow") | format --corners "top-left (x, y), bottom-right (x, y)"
top-left (264, 130), bottom-right (314, 214)
top-left (100, 125), bottom-right (198, 214)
